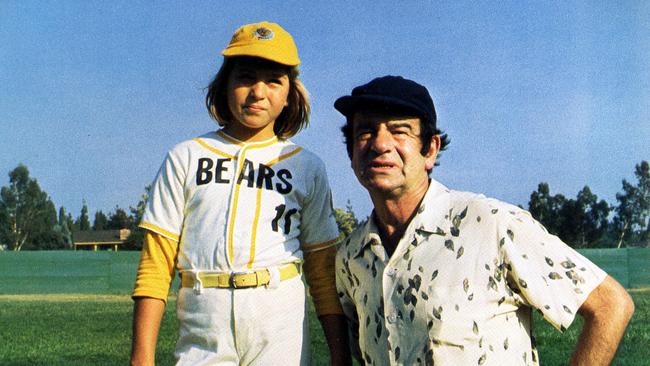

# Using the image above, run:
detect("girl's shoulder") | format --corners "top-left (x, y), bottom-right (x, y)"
top-left (276, 138), bottom-right (326, 167)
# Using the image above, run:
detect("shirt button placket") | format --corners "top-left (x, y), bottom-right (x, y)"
top-left (382, 264), bottom-right (400, 360)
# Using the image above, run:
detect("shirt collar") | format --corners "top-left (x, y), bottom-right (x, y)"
top-left (351, 178), bottom-right (452, 258)
top-left (216, 129), bottom-right (279, 147)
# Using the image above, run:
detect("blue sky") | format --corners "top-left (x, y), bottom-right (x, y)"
top-left (1, 1), bottom-right (648, 220)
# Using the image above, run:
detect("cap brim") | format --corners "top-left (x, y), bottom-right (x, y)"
top-left (222, 45), bottom-right (300, 66)
top-left (334, 95), bottom-right (423, 118)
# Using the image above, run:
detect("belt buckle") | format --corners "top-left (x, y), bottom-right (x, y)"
top-left (229, 270), bottom-right (256, 289)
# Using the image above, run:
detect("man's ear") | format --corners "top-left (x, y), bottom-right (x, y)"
top-left (424, 135), bottom-right (441, 171)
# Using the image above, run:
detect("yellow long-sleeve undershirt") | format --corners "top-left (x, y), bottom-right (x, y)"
top-left (132, 231), bottom-right (177, 303)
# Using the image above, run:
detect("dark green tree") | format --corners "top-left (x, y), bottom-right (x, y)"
top-left (333, 201), bottom-right (359, 240)
top-left (93, 210), bottom-right (108, 231)
top-left (56, 206), bottom-right (73, 248)
top-left (124, 185), bottom-right (151, 250)
top-left (107, 207), bottom-right (132, 230)
top-left (74, 200), bottom-right (91, 231)
top-left (614, 161), bottom-right (650, 247)
top-left (586, 198), bottom-right (612, 248)
top-left (0, 164), bottom-right (63, 250)
top-left (556, 186), bottom-right (610, 248)
top-left (31, 201), bottom-right (66, 250)
top-left (530, 183), bottom-right (610, 248)
top-left (528, 182), bottom-right (566, 236)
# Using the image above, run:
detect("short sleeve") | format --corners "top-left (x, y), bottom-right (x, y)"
top-left (499, 208), bottom-right (607, 332)
top-left (140, 150), bottom-right (187, 241)
top-left (299, 158), bottom-right (340, 252)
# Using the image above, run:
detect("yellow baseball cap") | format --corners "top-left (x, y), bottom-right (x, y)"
top-left (222, 21), bottom-right (300, 66)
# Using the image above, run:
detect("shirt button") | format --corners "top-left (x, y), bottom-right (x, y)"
top-left (386, 268), bottom-right (397, 277)
top-left (387, 314), bottom-right (397, 323)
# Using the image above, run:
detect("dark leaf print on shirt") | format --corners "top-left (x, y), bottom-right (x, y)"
top-left (432, 306), bottom-right (442, 320)
top-left (404, 275), bottom-right (422, 307)
top-left (498, 296), bottom-right (506, 306)
top-left (457, 246), bottom-right (465, 259)
top-left (487, 276), bottom-right (498, 291)
top-left (566, 270), bottom-right (585, 285)
top-left (450, 206), bottom-right (468, 237)
top-left (431, 269), bottom-right (439, 281)
top-left (410, 275), bottom-right (422, 291)
top-left (561, 259), bottom-right (576, 269)
top-left (415, 227), bottom-right (432, 239)
top-left (445, 239), bottom-right (455, 251)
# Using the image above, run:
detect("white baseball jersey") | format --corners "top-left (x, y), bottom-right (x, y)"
top-left (141, 130), bottom-right (340, 272)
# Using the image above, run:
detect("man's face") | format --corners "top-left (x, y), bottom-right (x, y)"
top-left (351, 111), bottom-right (439, 199)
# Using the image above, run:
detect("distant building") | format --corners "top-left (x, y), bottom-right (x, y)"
top-left (73, 229), bottom-right (131, 251)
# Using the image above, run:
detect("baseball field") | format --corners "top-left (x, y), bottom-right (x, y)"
top-left (0, 290), bottom-right (648, 365)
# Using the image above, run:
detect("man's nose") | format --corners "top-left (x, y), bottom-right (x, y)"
top-left (370, 128), bottom-right (393, 153)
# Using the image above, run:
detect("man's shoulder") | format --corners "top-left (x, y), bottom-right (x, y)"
top-left (444, 186), bottom-right (525, 217)
top-left (335, 218), bottom-right (371, 259)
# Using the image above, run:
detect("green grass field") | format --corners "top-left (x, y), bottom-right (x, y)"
top-left (0, 291), bottom-right (648, 365)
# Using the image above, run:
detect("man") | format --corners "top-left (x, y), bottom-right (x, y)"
top-left (333, 75), bottom-right (634, 365)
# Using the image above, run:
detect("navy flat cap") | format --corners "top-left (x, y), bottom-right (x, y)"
top-left (334, 75), bottom-right (437, 130)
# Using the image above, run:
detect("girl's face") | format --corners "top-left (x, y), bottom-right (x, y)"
top-left (225, 59), bottom-right (290, 142)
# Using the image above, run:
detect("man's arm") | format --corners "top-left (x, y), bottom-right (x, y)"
top-left (570, 275), bottom-right (635, 366)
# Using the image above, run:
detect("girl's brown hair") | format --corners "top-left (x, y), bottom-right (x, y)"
top-left (205, 57), bottom-right (310, 139)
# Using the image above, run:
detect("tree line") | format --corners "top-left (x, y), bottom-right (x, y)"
top-left (528, 161), bottom-right (649, 248)
top-left (0, 161), bottom-right (647, 251)
top-left (0, 164), bottom-right (148, 251)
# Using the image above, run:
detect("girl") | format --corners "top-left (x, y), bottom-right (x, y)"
top-left (130, 22), bottom-right (349, 366)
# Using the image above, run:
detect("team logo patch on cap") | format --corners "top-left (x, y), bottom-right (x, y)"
top-left (253, 27), bottom-right (274, 40)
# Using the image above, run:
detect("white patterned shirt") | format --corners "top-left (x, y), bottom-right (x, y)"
top-left (335, 179), bottom-right (607, 366)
